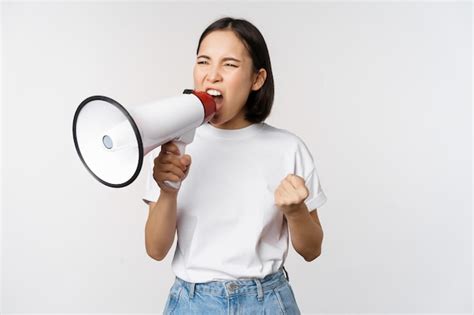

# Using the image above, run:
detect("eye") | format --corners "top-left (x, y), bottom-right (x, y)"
top-left (224, 63), bottom-right (238, 68)
top-left (197, 60), bottom-right (209, 65)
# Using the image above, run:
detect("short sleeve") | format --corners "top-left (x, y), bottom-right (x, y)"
top-left (293, 138), bottom-right (327, 211)
top-left (142, 148), bottom-right (161, 205)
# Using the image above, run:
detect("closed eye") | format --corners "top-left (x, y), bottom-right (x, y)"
top-left (197, 60), bottom-right (238, 67)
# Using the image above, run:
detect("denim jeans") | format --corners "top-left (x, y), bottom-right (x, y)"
top-left (163, 267), bottom-right (301, 314)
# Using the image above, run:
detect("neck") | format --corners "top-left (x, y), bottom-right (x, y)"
top-left (210, 112), bottom-right (253, 130)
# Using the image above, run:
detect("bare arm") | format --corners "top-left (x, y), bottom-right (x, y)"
top-left (275, 174), bottom-right (324, 262)
top-left (145, 191), bottom-right (178, 261)
top-left (286, 208), bottom-right (323, 262)
top-left (144, 142), bottom-right (191, 261)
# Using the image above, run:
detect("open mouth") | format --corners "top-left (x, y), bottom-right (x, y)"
top-left (206, 89), bottom-right (224, 110)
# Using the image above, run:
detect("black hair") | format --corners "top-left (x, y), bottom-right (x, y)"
top-left (196, 17), bottom-right (274, 123)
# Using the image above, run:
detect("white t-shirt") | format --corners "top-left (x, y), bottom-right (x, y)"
top-left (143, 122), bottom-right (327, 283)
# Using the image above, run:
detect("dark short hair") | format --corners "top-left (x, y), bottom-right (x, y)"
top-left (196, 17), bottom-right (274, 123)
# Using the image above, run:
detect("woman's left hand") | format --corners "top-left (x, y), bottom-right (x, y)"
top-left (274, 174), bottom-right (309, 217)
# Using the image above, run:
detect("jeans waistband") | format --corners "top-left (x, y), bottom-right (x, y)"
top-left (175, 268), bottom-right (288, 298)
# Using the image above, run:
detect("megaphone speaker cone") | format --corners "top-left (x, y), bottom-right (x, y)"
top-left (72, 96), bottom-right (143, 188)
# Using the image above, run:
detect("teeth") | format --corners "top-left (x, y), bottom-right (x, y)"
top-left (206, 89), bottom-right (222, 96)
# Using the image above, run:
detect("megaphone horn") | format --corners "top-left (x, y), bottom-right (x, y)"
top-left (72, 89), bottom-right (216, 188)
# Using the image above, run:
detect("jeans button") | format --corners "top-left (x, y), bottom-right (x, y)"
top-left (227, 283), bottom-right (238, 292)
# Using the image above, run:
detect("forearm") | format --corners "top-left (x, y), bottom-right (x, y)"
top-left (285, 205), bottom-right (323, 261)
top-left (145, 190), bottom-right (178, 260)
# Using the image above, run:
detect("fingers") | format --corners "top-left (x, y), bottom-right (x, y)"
top-left (155, 171), bottom-right (182, 183)
top-left (161, 142), bottom-right (180, 155)
top-left (286, 174), bottom-right (304, 188)
top-left (160, 163), bottom-right (186, 179)
top-left (180, 155), bottom-right (191, 167)
top-left (279, 179), bottom-right (299, 201)
top-left (158, 152), bottom-right (187, 171)
top-left (276, 174), bottom-right (309, 202)
top-left (164, 155), bottom-right (191, 178)
top-left (153, 143), bottom-right (192, 186)
top-left (181, 155), bottom-right (192, 178)
top-left (288, 175), bottom-right (309, 200)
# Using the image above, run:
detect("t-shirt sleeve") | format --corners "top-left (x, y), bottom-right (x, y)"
top-left (293, 138), bottom-right (327, 211)
top-left (142, 148), bottom-right (161, 205)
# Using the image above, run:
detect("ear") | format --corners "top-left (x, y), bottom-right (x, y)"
top-left (251, 69), bottom-right (267, 91)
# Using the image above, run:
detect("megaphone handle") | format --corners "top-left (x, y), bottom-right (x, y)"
top-left (163, 129), bottom-right (195, 190)
top-left (163, 140), bottom-right (186, 190)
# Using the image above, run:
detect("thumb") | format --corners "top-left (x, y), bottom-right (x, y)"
top-left (181, 155), bottom-right (192, 166)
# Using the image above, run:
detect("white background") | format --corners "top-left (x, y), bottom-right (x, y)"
top-left (1, 1), bottom-right (472, 314)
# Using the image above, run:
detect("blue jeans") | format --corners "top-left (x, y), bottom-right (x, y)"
top-left (163, 267), bottom-right (301, 314)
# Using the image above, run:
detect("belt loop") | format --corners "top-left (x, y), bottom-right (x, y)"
top-left (189, 282), bottom-right (196, 299)
top-left (254, 279), bottom-right (264, 302)
top-left (282, 265), bottom-right (290, 282)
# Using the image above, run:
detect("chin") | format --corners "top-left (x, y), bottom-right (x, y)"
top-left (209, 115), bottom-right (225, 126)
top-left (209, 120), bottom-right (224, 127)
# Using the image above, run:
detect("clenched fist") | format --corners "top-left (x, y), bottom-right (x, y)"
top-left (274, 174), bottom-right (309, 217)
top-left (153, 141), bottom-right (192, 193)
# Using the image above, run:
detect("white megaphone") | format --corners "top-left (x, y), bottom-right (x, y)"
top-left (72, 89), bottom-right (216, 188)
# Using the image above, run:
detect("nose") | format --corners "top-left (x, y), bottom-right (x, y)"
top-left (206, 65), bottom-right (222, 83)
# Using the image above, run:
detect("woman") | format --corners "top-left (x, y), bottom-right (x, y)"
top-left (143, 17), bottom-right (327, 314)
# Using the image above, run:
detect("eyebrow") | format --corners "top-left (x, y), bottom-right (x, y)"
top-left (197, 55), bottom-right (242, 63)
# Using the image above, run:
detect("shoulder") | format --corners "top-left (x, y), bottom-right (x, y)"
top-left (260, 123), bottom-right (308, 149)
top-left (261, 123), bottom-right (316, 167)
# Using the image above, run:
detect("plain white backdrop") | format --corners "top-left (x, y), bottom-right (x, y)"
top-left (1, 1), bottom-right (472, 314)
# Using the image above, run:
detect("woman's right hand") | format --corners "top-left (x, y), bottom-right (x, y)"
top-left (153, 141), bottom-right (192, 193)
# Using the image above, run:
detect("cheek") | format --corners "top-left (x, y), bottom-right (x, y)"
top-left (228, 73), bottom-right (253, 95)
top-left (232, 79), bottom-right (253, 102)
top-left (193, 67), bottom-right (202, 86)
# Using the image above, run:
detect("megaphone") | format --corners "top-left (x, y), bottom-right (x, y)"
top-left (72, 89), bottom-right (216, 188)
